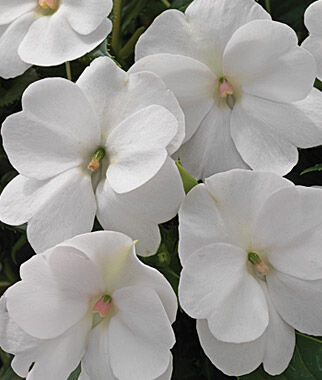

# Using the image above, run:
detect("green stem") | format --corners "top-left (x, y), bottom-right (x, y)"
top-left (161, 0), bottom-right (171, 7)
top-left (265, 0), bottom-right (271, 14)
top-left (111, 0), bottom-right (122, 54)
top-left (119, 26), bottom-right (145, 59)
top-left (65, 61), bottom-right (72, 81)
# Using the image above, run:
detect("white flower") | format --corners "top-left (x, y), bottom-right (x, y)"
top-left (0, 57), bottom-right (185, 256)
top-left (302, 0), bottom-right (322, 80)
top-left (0, 0), bottom-right (113, 78)
top-left (178, 169), bottom-right (322, 376)
top-left (132, 0), bottom-right (322, 179)
top-left (0, 231), bottom-right (177, 380)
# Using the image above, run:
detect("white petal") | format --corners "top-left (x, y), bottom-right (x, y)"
top-left (224, 20), bottom-right (316, 102)
top-left (156, 355), bottom-right (173, 380)
top-left (106, 157), bottom-right (184, 224)
top-left (233, 90), bottom-right (322, 153)
top-left (96, 181), bottom-right (161, 257)
top-left (231, 95), bottom-right (299, 175)
top-left (61, 231), bottom-right (177, 323)
top-left (267, 270), bottom-right (322, 336)
top-left (178, 183), bottom-right (235, 266)
top-left (0, 0), bottom-right (35, 25)
top-left (81, 319), bottom-right (117, 380)
top-left (77, 57), bottom-right (185, 154)
top-left (109, 286), bottom-right (175, 380)
top-left (136, 0), bottom-right (270, 72)
top-left (2, 78), bottom-right (100, 180)
top-left (205, 169), bottom-right (293, 250)
top-left (61, 0), bottom-right (113, 35)
top-left (131, 54), bottom-right (215, 143)
top-left (106, 105), bottom-right (177, 193)
top-left (304, 0), bottom-right (322, 36)
top-left (197, 319), bottom-right (265, 376)
top-left (262, 286), bottom-right (295, 375)
top-left (18, 12), bottom-right (111, 66)
top-left (254, 186), bottom-right (322, 280)
top-left (176, 106), bottom-right (248, 180)
top-left (179, 243), bottom-right (269, 343)
top-left (302, 36), bottom-right (322, 81)
top-left (6, 246), bottom-right (103, 339)
top-left (0, 13), bottom-right (33, 79)
top-left (27, 167), bottom-right (96, 253)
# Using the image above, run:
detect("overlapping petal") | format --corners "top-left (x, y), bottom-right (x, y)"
top-left (77, 57), bottom-right (185, 154)
top-left (179, 243), bottom-right (269, 343)
top-left (0, 0), bottom-right (35, 25)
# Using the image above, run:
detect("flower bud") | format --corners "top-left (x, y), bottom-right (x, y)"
top-left (248, 251), bottom-right (269, 276)
top-left (218, 76), bottom-right (234, 98)
top-left (38, 0), bottom-right (59, 10)
top-left (88, 148), bottom-right (106, 172)
top-left (92, 294), bottom-right (112, 317)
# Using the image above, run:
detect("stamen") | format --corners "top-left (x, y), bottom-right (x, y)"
top-left (38, 0), bottom-right (59, 10)
top-left (248, 251), bottom-right (269, 276)
top-left (88, 148), bottom-right (106, 172)
top-left (92, 294), bottom-right (112, 317)
top-left (218, 76), bottom-right (234, 98)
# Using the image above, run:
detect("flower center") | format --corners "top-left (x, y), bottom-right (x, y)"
top-left (248, 251), bottom-right (269, 278)
top-left (88, 147), bottom-right (106, 172)
top-left (92, 294), bottom-right (112, 318)
top-left (218, 76), bottom-right (235, 109)
top-left (38, 0), bottom-right (59, 10)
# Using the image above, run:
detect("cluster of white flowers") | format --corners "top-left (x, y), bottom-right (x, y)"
top-left (0, 0), bottom-right (322, 379)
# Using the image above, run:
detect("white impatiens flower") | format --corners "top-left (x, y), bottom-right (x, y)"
top-left (0, 57), bottom-right (185, 256)
top-left (0, 0), bottom-right (113, 78)
top-left (0, 231), bottom-right (177, 380)
top-left (302, 0), bottom-right (322, 80)
top-left (132, 0), bottom-right (322, 179)
top-left (178, 169), bottom-right (322, 376)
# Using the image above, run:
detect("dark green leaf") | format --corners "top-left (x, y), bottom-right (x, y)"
top-left (176, 160), bottom-right (199, 194)
top-left (301, 164), bottom-right (322, 175)
top-left (0, 366), bottom-right (23, 380)
top-left (68, 364), bottom-right (81, 380)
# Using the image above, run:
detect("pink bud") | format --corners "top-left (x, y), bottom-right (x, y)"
top-left (92, 295), bottom-right (112, 317)
top-left (38, 0), bottom-right (59, 10)
top-left (253, 261), bottom-right (269, 276)
top-left (218, 77), bottom-right (234, 98)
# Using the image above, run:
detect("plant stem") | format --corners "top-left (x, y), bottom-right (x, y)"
top-left (265, 0), bottom-right (271, 14)
top-left (161, 0), bottom-right (171, 7)
top-left (119, 26), bottom-right (145, 59)
top-left (65, 61), bottom-right (72, 81)
top-left (111, 0), bottom-right (122, 55)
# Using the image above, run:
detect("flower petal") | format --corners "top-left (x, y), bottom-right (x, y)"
top-left (205, 169), bottom-right (293, 250)
top-left (2, 78), bottom-right (100, 180)
top-left (61, 0), bottom-right (113, 35)
top-left (136, 0), bottom-right (270, 72)
top-left (106, 105), bottom-right (177, 193)
top-left (77, 57), bottom-right (185, 154)
top-left (27, 167), bottom-right (96, 253)
top-left (6, 246), bottom-right (102, 339)
top-left (18, 12), bottom-right (111, 66)
top-left (197, 319), bottom-right (265, 376)
top-left (109, 286), bottom-right (175, 380)
top-left (0, 13), bottom-right (34, 79)
top-left (304, 0), bottom-right (322, 36)
top-left (302, 36), bottom-right (322, 81)
top-left (106, 157), bottom-right (184, 224)
top-left (176, 105), bottom-right (248, 180)
top-left (231, 95), bottom-right (300, 175)
top-left (131, 54), bottom-right (215, 143)
top-left (267, 270), bottom-right (322, 336)
top-left (0, 0), bottom-right (35, 25)
top-left (61, 231), bottom-right (177, 323)
top-left (179, 243), bottom-right (269, 343)
top-left (96, 181), bottom-right (161, 257)
top-left (178, 183), bottom-right (235, 266)
top-left (224, 20), bottom-right (316, 102)
top-left (254, 186), bottom-right (322, 280)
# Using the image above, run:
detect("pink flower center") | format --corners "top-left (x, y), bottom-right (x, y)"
top-left (92, 295), bottom-right (112, 318)
top-left (218, 76), bottom-right (234, 98)
top-left (38, 0), bottom-right (59, 10)
top-left (248, 251), bottom-right (269, 276)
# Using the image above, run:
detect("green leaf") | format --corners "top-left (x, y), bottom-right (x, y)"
top-left (0, 68), bottom-right (39, 108)
top-left (0, 366), bottom-right (23, 380)
top-left (301, 164), bottom-right (322, 175)
top-left (240, 333), bottom-right (322, 380)
top-left (67, 364), bottom-right (81, 380)
top-left (175, 160), bottom-right (198, 194)
top-left (171, 0), bottom-right (193, 10)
